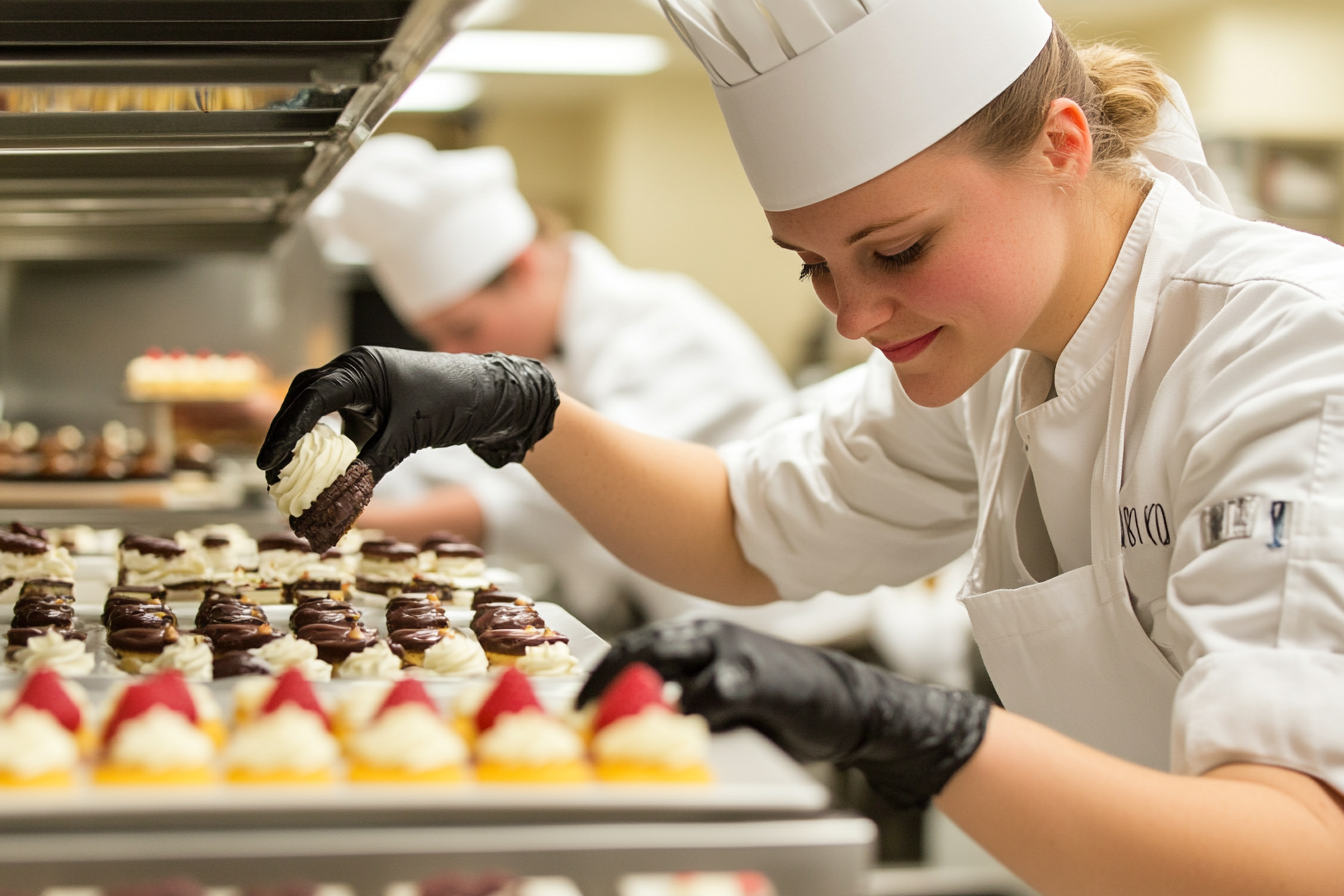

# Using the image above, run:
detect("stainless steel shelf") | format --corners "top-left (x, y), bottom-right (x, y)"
top-left (0, 0), bottom-right (470, 257)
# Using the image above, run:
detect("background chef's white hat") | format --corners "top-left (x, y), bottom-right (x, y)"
top-left (659, 0), bottom-right (1054, 211)
top-left (309, 134), bottom-right (537, 321)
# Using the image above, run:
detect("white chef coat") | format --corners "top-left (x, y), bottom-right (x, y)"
top-left (724, 176), bottom-right (1344, 792)
top-left (376, 232), bottom-right (794, 617)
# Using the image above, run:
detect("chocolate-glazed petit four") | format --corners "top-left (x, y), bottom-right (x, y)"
top-left (108, 625), bottom-right (180, 667)
top-left (0, 531), bottom-right (48, 556)
top-left (107, 583), bottom-right (169, 603)
top-left (119, 533), bottom-right (184, 558)
top-left (213, 651), bottom-right (272, 679)
top-left (290, 459), bottom-right (374, 554)
top-left (12, 599), bottom-right (75, 629)
top-left (9, 521), bottom-right (46, 541)
top-left (19, 577), bottom-right (74, 598)
top-left (420, 531), bottom-right (466, 550)
top-left (197, 602), bottom-right (268, 627)
top-left (388, 626), bottom-right (448, 661)
top-left (476, 626), bottom-right (569, 663)
top-left (290, 604), bottom-right (361, 631)
top-left (195, 622), bottom-right (281, 652)
top-left (386, 594), bottom-right (440, 613)
top-left (386, 605), bottom-right (450, 631)
top-left (7, 626), bottom-right (86, 649)
top-left (295, 622), bottom-right (378, 664)
top-left (106, 603), bottom-right (177, 631)
top-left (102, 595), bottom-right (167, 625)
top-left (470, 604), bottom-right (544, 636)
top-left (471, 589), bottom-right (532, 610)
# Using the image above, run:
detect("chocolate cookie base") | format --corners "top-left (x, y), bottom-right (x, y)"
top-left (290, 459), bottom-right (374, 554)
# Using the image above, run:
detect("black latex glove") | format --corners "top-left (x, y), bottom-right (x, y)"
top-left (578, 618), bottom-right (990, 809)
top-left (257, 347), bottom-right (559, 484)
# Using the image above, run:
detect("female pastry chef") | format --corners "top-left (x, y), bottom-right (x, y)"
top-left (262, 0), bottom-right (1344, 890)
top-left (307, 134), bottom-right (792, 618)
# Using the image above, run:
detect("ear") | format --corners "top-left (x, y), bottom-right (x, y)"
top-left (1038, 98), bottom-right (1093, 186)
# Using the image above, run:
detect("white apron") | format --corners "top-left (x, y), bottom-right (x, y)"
top-left (959, 184), bottom-right (1200, 770)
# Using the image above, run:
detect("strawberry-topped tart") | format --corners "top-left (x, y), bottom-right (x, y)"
top-left (223, 668), bottom-right (338, 784)
top-left (0, 668), bottom-right (85, 786)
top-left (346, 678), bottom-right (468, 784)
top-left (589, 663), bottom-right (712, 783)
top-left (96, 671), bottom-right (216, 785)
top-left (473, 668), bottom-right (589, 784)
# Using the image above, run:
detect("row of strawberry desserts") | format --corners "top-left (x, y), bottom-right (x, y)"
top-left (0, 662), bottom-right (711, 786)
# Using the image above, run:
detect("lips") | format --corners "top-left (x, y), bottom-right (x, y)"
top-left (877, 328), bottom-right (941, 364)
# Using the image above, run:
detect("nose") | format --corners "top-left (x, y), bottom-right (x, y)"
top-left (830, 275), bottom-right (897, 342)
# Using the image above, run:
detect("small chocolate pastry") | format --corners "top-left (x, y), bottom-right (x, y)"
top-left (106, 603), bottom-right (177, 631)
top-left (296, 622), bottom-right (378, 664)
top-left (289, 460), bottom-right (374, 554)
top-left (193, 592), bottom-right (250, 627)
top-left (0, 531), bottom-right (48, 555)
top-left (102, 595), bottom-right (167, 625)
top-left (389, 627), bottom-right (447, 653)
top-left (352, 578), bottom-right (409, 597)
top-left (359, 539), bottom-right (419, 562)
top-left (420, 531), bottom-right (467, 550)
top-left (19, 578), bottom-right (74, 598)
top-left (470, 604), bottom-right (544, 636)
top-left (213, 651), bottom-right (271, 679)
top-left (386, 594), bottom-right (439, 613)
top-left (120, 534), bottom-right (185, 558)
top-left (107, 583), bottom-right (169, 603)
top-left (432, 542), bottom-right (485, 560)
top-left (15, 591), bottom-right (73, 608)
top-left (477, 626), bottom-right (568, 659)
top-left (283, 577), bottom-right (346, 603)
top-left (9, 521), bottom-right (46, 541)
top-left (108, 625), bottom-right (177, 656)
top-left (472, 589), bottom-right (532, 610)
top-left (402, 579), bottom-right (443, 596)
top-left (386, 605), bottom-right (450, 631)
top-left (198, 602), bottom-right (267, 627)
top-left (7, 626), bottom-right (86, 648)
top-left (203, 581), bottom-right (247, 599)
top-left (194, 622), bottom-right (280, 652)
top-left (162, 580), bottom-right (212, 601)
top-left (290, 605), bottom-right (361, 631)
top-left (12, 600), bottom-right (74, 629)
top-left (257, 531), bottom-right (313, 553)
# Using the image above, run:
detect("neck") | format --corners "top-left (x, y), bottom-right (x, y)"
top-left (1030, 176), bottom-right (1148, 363)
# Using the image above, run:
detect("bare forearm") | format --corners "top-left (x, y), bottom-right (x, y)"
top-left (937, 709), bottom-right (1344, 896)
top-left (358, 486), bottom-right (485, 545)
top-left (523, 395), bottom-right (777, 605)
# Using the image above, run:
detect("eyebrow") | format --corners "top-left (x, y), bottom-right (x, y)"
top-left (771, 208), bottom-right (930, 253)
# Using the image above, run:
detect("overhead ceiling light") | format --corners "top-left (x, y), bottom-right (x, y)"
top-left (392, 71), bottom-right (482, 112)
top-left (429, 30), bottom-right (669, 76)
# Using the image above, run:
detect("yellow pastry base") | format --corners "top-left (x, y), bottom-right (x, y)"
top-left (226, 767), bottom-right (333, 785)
top-left (200, 720), bottom-right (227, 749)
top-left (484, 652), bottom-right (521, 668)
top-left (116, 651), bottom-right (160, 673)
top-left (452, 717), bottom-right (477, 745)
top-left (0, 768), bottom-right (74, 787)
top-left (94, 764), bottom-right (214, 786)
top-left (475, 759), bottom-right (590, 784)
top-left (401, 652), bottom-right (426, 667)
top-left (76, 727), bottom-right (99, 756)
top-left (347, 763), bottom-right (465, 784)
top-left (596, 761), bottom-right (713, 784)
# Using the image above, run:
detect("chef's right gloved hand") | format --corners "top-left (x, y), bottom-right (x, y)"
top-left (577, 619), bottom-right (991, 809)
top-left (256, 346), bottom-right (559, 484)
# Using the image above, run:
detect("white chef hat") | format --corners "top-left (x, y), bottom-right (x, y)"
top-left (308, 134), bottom-right (538, 321)
top-left (659, 0), bottom-right (1053, 211)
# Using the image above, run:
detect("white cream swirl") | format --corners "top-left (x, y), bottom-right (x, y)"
top-left (106, 706), bottom-right (216, 770)
top-left (269, 423), bottom-right (358, 519)
top-left (145, 635), bottom-right (214, 681)
top-left (224, 705), bottom-right (339, 773)
top-left (516, 642), bottom-right (580, 677)
top-left (348, 704), bottom-right (467, 771)
top-left (14, 630), bottom-right (94, 676)
top-left (256, 548), bottom-right (321, 584)
top-left (0, 706), bottom-right (79, 778)
top-left (0, 545), bottom-right (75, 583)
top-left (421, 630), bottom-right (489, 676)
top-left (336, 641), bottom-right (403, 680)
top-left (120, 546), bottom-right (209, 586)
top-left (294, 559), bottom-right (350, 585)
top-left (248, 635), bottom-right (332, 681)
top-left (476, 709), bottom-right (584, 766)
top-left (420, 553), bottom-right (487, 578)
top-left (591, 706), bottom-right (710, 769)
top-left (356, 556), bottom-right (419, 582)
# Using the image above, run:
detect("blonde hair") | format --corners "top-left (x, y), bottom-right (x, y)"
top-left (948, 24), bottom-right (1169, 182)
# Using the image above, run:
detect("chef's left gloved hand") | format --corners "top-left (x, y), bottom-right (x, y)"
top-left (577, 618), bottom-right (991, 809)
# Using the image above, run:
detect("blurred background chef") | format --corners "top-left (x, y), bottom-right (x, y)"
top-left (307, 134), bottom-right (797, 629)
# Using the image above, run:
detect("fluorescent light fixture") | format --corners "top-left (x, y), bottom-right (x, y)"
top-left (393, 71), bottom-right (482, 112)
top-left (429, 30), bottom-right (669, 76)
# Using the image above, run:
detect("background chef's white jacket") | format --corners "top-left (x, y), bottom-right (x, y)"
top-left (376, 232), bottom-right (794, 618)
top-left (724, 181), bottom-right (1344, 793)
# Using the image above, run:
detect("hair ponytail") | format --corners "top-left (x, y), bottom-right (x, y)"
top-left (948, 25), bottom-right (1169, 182)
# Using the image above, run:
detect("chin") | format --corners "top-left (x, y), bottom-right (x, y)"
top-left (894, 367), bottom-right (976, 408)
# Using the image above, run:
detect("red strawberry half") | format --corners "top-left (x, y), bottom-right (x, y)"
top-left (593, 662), bottom-right (666, 733)
top-left (11, 668), bottom-right (82, 733)
top-left (103, 670), bottom-right (197, 745)
top-left (475, 667), bottom-right (541, 733)
top-left (376, 678), bottom-right (438, 720)
top-left (261, 668), bottom-right (329, 728)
